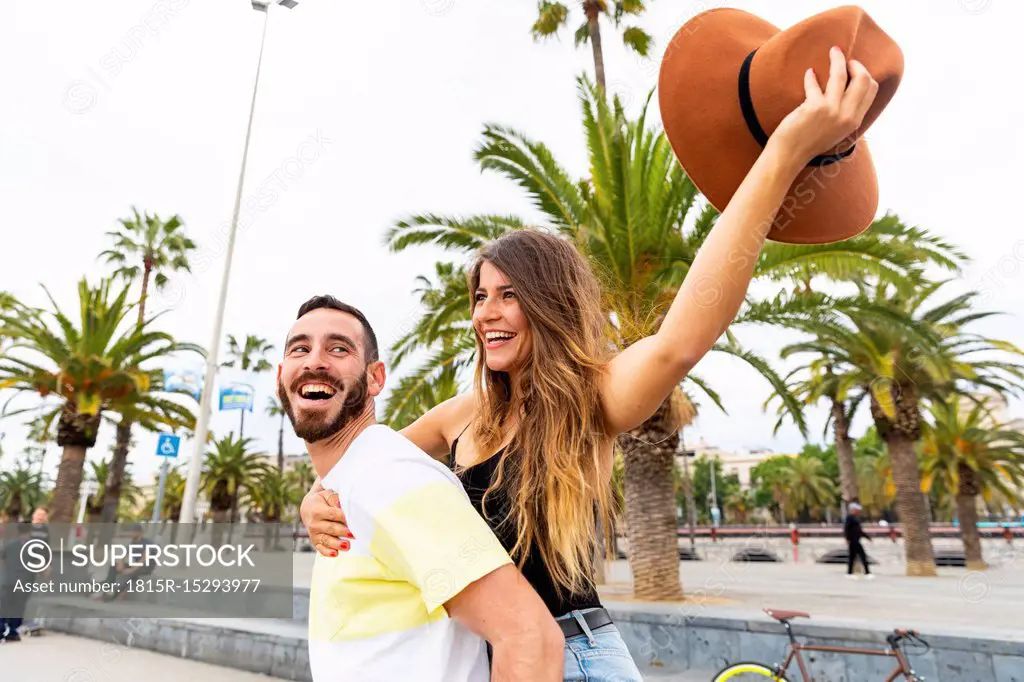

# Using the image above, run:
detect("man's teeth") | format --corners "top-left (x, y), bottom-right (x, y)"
top-left (300, 383), bottom-right (337, 397)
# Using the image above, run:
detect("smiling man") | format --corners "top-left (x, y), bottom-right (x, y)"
top-left (278, 295), bottom-right (562, 682)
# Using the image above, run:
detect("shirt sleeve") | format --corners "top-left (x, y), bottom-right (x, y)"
top-left (352, 456), bottom-right (513, 615)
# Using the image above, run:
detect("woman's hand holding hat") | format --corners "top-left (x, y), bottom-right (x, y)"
top-left (771, 46), bottom-right (880, 171)
top-left (658, 6), bottom-right (902, 242)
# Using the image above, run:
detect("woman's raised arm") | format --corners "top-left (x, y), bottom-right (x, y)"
top-left (600, 48), bottom-right (879, 435)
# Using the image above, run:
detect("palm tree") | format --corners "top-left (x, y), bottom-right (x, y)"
top-left (382, 78), bottom-right (928, 599)
top-left (0, 278), bottom-right (200, 523)
top-left (99, 207), bottom-right (197, 523)
top-left (381, 263), bottom-right (467, 430)
top-left (778, 282), bottom-right (1024, 575)
top-left (762, 216), bottom-right (967, 513)
top-left (286, 461), bottom-right (316, 498)
top-left (0, 463), bottom-right (46, 521)
top-left (531, 1), bottom-right (653, 91)
top-left (201, 433), bottom-right (268, 524)
top-left (84, 458), bottom-right (111, 522)
top-left (848, 426), bottom-right (895, 520)
top-left (243, 467), bottom-right (299, 549)
top-left (920, 397), bottom-right (1024, 569)
top-left (266, 396), bottom-right (287, 472)
top-left (144, 463), bottom-right (187, 521)
top-left (750, 456), bottom-right (794, 525)
top-left (100, 207), bottom-right (196, 328)
top-left (83, 458), bottom-right (144, 523)
top-left (102, 208), bottom-right (198, 327)
top-left (242, 467), bottom-right (299, 523)
top-left (782, 456), bottom-right (837, 521)
top-left (724, 488), bottom-right (756, 524)
top-left (221, 334), bottom-right (274, 438)
top-left (100, 376), bottom-right (198, 523)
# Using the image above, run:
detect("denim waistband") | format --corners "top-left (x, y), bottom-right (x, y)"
top-left (555, 606), bottom-right (603, 621)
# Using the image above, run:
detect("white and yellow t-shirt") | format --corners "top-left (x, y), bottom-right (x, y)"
top-left (308, 424), bottom-right (512, 682)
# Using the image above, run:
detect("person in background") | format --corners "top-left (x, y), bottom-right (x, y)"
top-left (844, 502), bottom-right (874, 580)
top-left (1, 523), bottom-right (35, 642)
top-left (30, 507), bottom-right (49, 541)
top-left (99, 523), bottom-right (157, 601)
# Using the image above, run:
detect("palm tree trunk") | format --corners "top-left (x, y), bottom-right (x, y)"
top-left (51, 407), bottom-right (102, 523)
top-left (618, 398), bottom-right (683, 600)
top-left (51, 444), bottom-right (88, 523)
top-left (832, 399), bottom-right (859, 504)
top-left (137, 261), bottom-right (152, 328)
top-left (7, 497), bottom-right (22, 522)
top-left (100, 262), bottom-right (150, 529)
top-left (872, 385), bottom-right (936, 577)
top-left (583, 1), bottom-right (606, 92)
top-left (956, 463), bottom-right (985, 569)
top-left (277, 415), bottom-right (285, 472)
top-left (100, 420), bottom-right (132, 523)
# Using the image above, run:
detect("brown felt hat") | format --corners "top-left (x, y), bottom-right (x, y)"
top-left (658, 6), bottom-right (904, 244)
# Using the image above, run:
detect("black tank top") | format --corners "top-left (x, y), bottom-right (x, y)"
top-left (449, 432), bottom-right (602, 617)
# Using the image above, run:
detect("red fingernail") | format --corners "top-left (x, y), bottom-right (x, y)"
top-left (347, 532), bottom-right (356, 539)
top-left (339, 541), bottom-right (350, 551)
top-left (328, 550), bottom-right (338, 557)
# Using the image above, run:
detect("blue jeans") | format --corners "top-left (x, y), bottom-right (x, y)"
top-left (557, 608), bottom-right (643, 681)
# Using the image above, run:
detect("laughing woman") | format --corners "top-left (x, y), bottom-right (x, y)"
top-left (301, 44), bottom-right (880, 681)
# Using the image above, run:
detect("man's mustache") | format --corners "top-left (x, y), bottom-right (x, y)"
top-left (289, 371), bottom-right (345, 394)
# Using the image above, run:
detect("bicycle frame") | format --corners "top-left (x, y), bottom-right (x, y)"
top-left (775, 621), bottom-right (915, 681)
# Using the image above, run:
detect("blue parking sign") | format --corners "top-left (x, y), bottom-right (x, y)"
top-left (156, 433), bottom-right (181, 458)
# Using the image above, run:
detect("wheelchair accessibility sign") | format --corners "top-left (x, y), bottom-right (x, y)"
top-left (156, 433), bottom-right (181, 458)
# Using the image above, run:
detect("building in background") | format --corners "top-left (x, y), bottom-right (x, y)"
top-left (679, 437), bottom-right (784, 489)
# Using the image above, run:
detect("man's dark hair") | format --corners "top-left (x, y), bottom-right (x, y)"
top-left (296, 295), bottom-right (379, 363)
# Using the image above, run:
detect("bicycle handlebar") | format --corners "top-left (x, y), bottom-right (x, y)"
top-left (888, 628), bottom-right (930, 653)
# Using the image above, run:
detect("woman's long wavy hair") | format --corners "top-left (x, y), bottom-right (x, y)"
top-left (468, 229), bottom-right (614, 599)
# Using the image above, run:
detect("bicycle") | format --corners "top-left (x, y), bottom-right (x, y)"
top-left (712, 608), bottom-right (930, 681)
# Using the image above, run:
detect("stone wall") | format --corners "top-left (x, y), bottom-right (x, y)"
top-left (608, 602), bottom-right (1024, 681)
top-left (40, 597), bottom-right (1024, 681)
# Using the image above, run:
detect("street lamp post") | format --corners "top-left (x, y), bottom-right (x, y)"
top-left (710, 455), bottom-right (720, 528)
top-left (179, 0), bottom-right (299, 523)
top-left (677, 439), bottom-right (697, 553)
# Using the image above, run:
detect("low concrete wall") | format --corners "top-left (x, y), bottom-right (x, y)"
top-left (40, 597), bottom-right (1023, 681)
top-left (40, 609), bottom-right (311, 681)
top-left (608, 602), bottom-right (1024, 682)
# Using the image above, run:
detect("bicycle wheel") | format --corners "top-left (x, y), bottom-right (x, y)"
top-left (712, 661), bottom-right (790, 681)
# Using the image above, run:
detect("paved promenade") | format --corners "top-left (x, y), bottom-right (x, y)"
top-left (291, 543), bottom-right (1024, 631)
top-left (3, 632), bottom-right (283, 681)
top-left (604, 555), bottom-right (1023, 631)
top-left (4, 632), bottom-right (711, 681)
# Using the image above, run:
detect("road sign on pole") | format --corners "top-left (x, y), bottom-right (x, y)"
top-left (153, 458), bottom-right (170, 523)
top-left (156, 434), bottom-right (181, 458)
top-left (153, 434), bottom-right (181, 522)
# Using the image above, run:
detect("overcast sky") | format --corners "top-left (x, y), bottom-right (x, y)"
top-left (2, 0), bottom-right (1021, 485)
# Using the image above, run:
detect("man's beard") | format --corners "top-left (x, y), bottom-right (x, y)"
top-left (277, 370), bottom-right (369, 443)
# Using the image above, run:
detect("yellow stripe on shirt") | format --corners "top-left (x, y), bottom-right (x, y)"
top-left (369, 480), bottom-right (512, 614)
